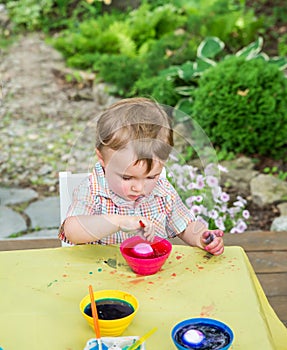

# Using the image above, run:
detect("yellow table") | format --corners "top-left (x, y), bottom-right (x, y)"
top-left (1, 245), bottom-right (286, 350)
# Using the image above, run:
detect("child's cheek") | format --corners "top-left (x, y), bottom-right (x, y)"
top-left (120, 182), bottom-right (130, 196)
top-left (109, 178), bottom-right (129, 197)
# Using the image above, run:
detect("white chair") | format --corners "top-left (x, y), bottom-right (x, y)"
top-left (59, 171), bottom-right (90, 246)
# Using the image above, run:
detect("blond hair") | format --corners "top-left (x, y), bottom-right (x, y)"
top-left (96, 97), bottom-right (174, 172)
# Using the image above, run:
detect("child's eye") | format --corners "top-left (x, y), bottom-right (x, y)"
top-left (122, 176), bottom-right (131, 181)
top-left (147, 175), bottom-right (157, 180)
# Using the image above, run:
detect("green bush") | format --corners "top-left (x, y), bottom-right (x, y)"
top-left (279, 33), bottom-right (287, 57)
top-left (130, 74), bottom-right (179, 106)
top-left (94, 54), bottom-right (144, 96)
top-left (5, 0), bottom-right (105, 32)
top-left (185, 0), bottom-right (263, 51)
top-left (191, 56), bottom-right (287, 158)
top-left (47, 1), bottom-right (266, 99)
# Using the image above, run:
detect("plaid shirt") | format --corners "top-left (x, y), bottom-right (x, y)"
top-left (59, 162), bottom-right (194, 245)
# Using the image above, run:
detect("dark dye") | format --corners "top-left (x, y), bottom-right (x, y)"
top-left (123, 241), bottom-right (169, 259)
top-left (84, 298), bottom-right (134, 320)
top-left (175, 323), bottom-right (231, 349)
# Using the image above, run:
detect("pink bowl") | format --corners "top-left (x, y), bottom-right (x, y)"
top-left (120, 236), bottom-right (172, 275)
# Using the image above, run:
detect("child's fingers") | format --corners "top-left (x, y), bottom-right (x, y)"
top-left (143, 226), bottom-right (155, 242)
top-left (204, 230), bottom-right (224, 239)
top-left (213, 229), bottom-right (224, 237)
top-left (212, 244), bottom-right (224, 256)
top-left (205, 237), bottom-right (224, 255)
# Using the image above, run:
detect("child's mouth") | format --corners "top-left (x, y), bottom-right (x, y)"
top-left (128, 195), bottom-right (142, 201)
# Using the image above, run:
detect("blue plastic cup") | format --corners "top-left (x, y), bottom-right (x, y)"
top-left (171, 318), bottom-right (234, 350)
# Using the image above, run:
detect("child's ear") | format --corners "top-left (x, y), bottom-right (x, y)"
top-left (96, 148), bottom-right (105, 167)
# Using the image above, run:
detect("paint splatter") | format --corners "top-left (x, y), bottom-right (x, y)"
top-left (47, 279), bottom-right (58, 287)
top-left (129, 278), bottom-right (146, 285)
top-left (89, 271), bottom-right (93, 275)
top-left (196, 264), bottom-right (204, 270)
top-left (104, 258), bottom-right (117, 269)
top-left (97, 268), bottom-right (103, 272)
top-left (200, 304), bottom-right (215, 317)
top-left (171, 273), bottom-right (177, 277)
top-left (62, 274), bottom-right (68, 278)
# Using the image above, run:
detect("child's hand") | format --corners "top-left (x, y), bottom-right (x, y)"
top-left (119, 217), bottom-right (155, 242)
top-left (137, 217), bottom-right (155, 242)
top-left (202, 230), bottom-right (224, 256)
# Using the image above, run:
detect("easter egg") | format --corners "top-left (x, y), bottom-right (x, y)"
top-left (132, 243), bottom-right (154, 258)
top-left (182, 329), bottom-right (205, 346)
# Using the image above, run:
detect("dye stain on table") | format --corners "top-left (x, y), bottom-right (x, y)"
top-left (84, 298), bottom-right (134, 320)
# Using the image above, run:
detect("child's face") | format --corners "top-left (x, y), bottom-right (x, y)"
top-left (97, 146), bottom-right (164, 201)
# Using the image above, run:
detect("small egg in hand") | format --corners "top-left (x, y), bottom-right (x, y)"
top-left (132, 243), bottom-right (154, 258)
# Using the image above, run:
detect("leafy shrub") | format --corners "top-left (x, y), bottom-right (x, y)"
top-left (94, 54), bottom-right (144, 96)
top-left (47, 1), bottom-right (267, 100)
top-left (5, 0), bottom-right (106, 32)
top-left (279, 33), bottom-right (287, 57)
top-left (6, 0), bottom-right (53, 30)
top-left (127, 3), bottom-right (185, 47)
top-left (130, 74), bottom-right (179, 106)
top-left (191, 56), bottom-right (287, 157)
top-left (141, 31), bottom-right (198, 70)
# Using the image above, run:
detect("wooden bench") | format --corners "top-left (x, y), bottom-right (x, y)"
top-left (0, 238), bottom-right (61, 251)
top-left (0, 231), bottom-right (286, 327)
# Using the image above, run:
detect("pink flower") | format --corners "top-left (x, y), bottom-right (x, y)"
top-left (218, 164), bottom-right (228, 173)
top-left (230, 220), bottom-right (247, 233)
top-left (215, 217), bottom-right (226, 231)
top-left (190, 205), bottom-right (202, 215)
top-left (209, 209), bottom-right (219, 219)
top-left (196, 195), bottom-right (203, 202)
top-left (233, 200), bottom-right (245, 208)
top-left (242, 210), bottom-right (250, 219)
top-left (187, 183), bottom-right (195, 190)
top-left (185, 196), bottom-right (194, 207)
top-left (220, 192), bottom-right (230, 202)
top-left (195, 175), bottom-right (205, 189)
top-left (206, 175), bottom-right (218, 188)
top-left (212, 186), bottom-right (222, 201)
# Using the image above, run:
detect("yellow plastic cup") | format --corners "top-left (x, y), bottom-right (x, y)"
top-left (80, 289), bottom-right (139, 336)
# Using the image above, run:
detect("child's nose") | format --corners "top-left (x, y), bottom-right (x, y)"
top-left (131, 180), bottom-right (144, 192)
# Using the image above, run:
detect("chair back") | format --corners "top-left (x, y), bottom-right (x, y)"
top-left (59, 171), bottom-right (90, 246)
top-left (59, 171), bottom-right (90, 223)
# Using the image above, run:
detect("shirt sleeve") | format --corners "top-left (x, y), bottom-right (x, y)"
top-left (66, 176), bottom-right (96, 217)
top-left (163, 179), bottom-right (195, 238)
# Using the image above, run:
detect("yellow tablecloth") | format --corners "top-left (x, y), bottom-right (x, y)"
top-left (0, 245), bottom-right (286, 349)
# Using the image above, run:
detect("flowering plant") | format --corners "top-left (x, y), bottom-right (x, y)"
top-left (167, 162), bottom-right (250, 233)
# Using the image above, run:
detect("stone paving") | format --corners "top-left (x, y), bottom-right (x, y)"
top-left (0, 187), bottom-right (60, 240)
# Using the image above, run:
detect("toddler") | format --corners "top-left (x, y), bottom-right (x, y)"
top-left (59, 97), bottom-right (224, 255)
